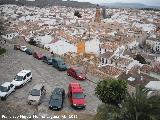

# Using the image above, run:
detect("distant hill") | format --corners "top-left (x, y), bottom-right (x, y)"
top-left (0, 0), bottom-right (96, 8)
top-left (100, 2), bottom-right (160, 9)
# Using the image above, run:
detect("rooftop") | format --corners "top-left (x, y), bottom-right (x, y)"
top-left (17, 70), bottom-right (31, 77)
top-left (1, 82), bottom-right (11, 87)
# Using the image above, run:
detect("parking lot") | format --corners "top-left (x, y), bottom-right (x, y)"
top-left (0, 41), bottom-right (101, 119)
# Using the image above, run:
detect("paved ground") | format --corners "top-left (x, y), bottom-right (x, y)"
top-left (0, 41), bottom-right (101, 120)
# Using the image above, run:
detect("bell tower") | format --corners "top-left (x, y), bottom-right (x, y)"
top-left (94, 4), bottom-right (101, 23)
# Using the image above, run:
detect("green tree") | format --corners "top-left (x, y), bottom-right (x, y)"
top-left (74, 11), bottom-right (82, 18)
top-left (95, 86), bottom-right (160, 120)
top-left (134, 54), bottom-right (147, 64)
top-left (120, 86), bottom-right (160, 120)
top-left (95, 79), bottom-right (128, 105)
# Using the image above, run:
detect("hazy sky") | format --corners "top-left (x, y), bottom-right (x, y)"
top-left (74, 0), bottom-right (160, 6)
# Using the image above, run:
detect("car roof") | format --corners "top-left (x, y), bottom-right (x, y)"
top-left (52, 88), bottom-right (63, 94)
top-left (27, 48), bottom-right (32, 50)
top-left (1, 82), bottom-right (11, 87)
top-left (70, 67), bottom-right (80, 70)
top-left (32, 84), bottom-right (43, 90)
top-left (17, 70), bottom-right (31, 76)
top-left (70, 82), bottom-right (83, 92)
top-left (53, 57), bottom-right (63, 61)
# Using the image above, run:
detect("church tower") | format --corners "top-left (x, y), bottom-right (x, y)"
top-left (94, 4), bottom-right (101, 23)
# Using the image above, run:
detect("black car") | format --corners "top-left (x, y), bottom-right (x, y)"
top-left (43, 55), bottom-right (53, 65)
top-left (25, 48), bottom-right (32, 55)
top-left (49, 88), bottom-right (65, 110)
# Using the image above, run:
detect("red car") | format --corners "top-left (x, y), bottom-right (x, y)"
top-left (14, 44), bottom-right (20, 50)
top-left (33, 52), bottom-right (44, 60)
top-left (68, 82), bottom-right (86, 109)
top-left (67, 67), bottom-right (86, 80)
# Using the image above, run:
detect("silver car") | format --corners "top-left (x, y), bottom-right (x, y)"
top-left (28, 84), bottom-right (46, 105)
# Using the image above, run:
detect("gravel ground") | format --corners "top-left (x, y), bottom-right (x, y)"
top-left (0, 41), bottom-right (101, 120)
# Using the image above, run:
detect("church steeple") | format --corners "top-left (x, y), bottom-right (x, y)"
top-left (94, 4), bottom-right (101, 23)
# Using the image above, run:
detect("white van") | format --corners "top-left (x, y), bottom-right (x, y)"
top-left (11, 70), bottom-right (32, 88)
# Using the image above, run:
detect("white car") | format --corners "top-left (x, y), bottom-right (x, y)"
top-left (0, 82), bottom-right (15, 100)
top-left (20, 46), bottom-right (27, 52)
top-left (11, 70), bottom-right (32, 88)
top-left (28, 84), bottom-right (46, 105)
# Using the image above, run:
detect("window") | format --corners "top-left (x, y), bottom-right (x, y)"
top-left (27, 72), bottom-right (31, 77)
top-left (23, 75), bottom-right (26, 80)
top-left (10, 84), bottom-right (14, 88)
top-left (106, 59), bottom-right (108, 64)
top-left (7, 86), bottom-right (10, 91)
top-left (100, 48), bottom-right (101, 53)
top-left (102, 58), bottom-right (104, 64)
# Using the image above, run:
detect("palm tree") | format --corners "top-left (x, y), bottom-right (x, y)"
top-left (120, 86), bottom-right (160, 120)
top-left (95, 86), bottom-right (160, 120)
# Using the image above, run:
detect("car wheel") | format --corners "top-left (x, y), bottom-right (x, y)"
top-left (30, 77), bottom-right (32, 81)
top-left (13, 89), bottom-right (16, 92)
top-left (20, 84), bottom-right (23, 88)
top-left (28, 102), bottom-right (31, 105)
top-left (2, 96), bottom-right (7, 101)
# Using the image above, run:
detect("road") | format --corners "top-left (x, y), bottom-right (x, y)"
top-left (0, 41), bottom-right (101, 120)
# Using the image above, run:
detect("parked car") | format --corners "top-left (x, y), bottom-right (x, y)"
top-left (43, 55), bottom-right (53, 65)
top-left (67, 67), bottom-right (86, 80)
top-left (0, 82), bottom-right (15, 100)
top-left (52, 57), bottom-right (67, 71)
top-left (20, 46), bottom-right (27, 52)
top-left (68, 82), bottom-right (86, 109)
top-left (14, 44), bottom-right (20, 50)
top-left (25, 48), bottom-right (32, 55)
top-left (11, 70), bottom-right (32, 88)
top-left (49, 88), bottom-right (65, 110)
top-left (33, 52), bottom-right (44, 60)
top-left (28, 84), bottom-right (46, 105)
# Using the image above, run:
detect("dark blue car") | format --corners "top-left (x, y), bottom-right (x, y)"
top-left (25, 48), bottom-right (32, 55)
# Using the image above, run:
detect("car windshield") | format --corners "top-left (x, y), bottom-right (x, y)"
top-left (72, 93), bottom-right (85, 99)
top-left (75, 69), bottom-right (83, 74)
top-left (58, 61), bottom-right (65, 66)
top-left (30, 89), bottom-right (40, 96)
top-left (0, 86), bottom-right (8, 92)
top-left (14, 75), bottom-right (23, 81)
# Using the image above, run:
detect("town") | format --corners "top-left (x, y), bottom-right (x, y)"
top-left (0, 1), bottom-right (160, 120)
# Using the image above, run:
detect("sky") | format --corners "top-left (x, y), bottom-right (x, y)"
top-left (72, 0), bottom-right (160, 6)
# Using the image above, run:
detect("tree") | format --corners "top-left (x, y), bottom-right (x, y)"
top-left (95, 86), bottom-right (160, 120)
top-left (95, 79), bottom-right (128, 105)
top-left (119, 86), bottom-right (160, 120)
top-left (74, 11), bottom-right (82, 18)
top-left (134, 54), bottom-right (147, 64)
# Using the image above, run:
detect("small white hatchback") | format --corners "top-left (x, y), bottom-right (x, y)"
top-left (0, 82), bottom-right (15, 100)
